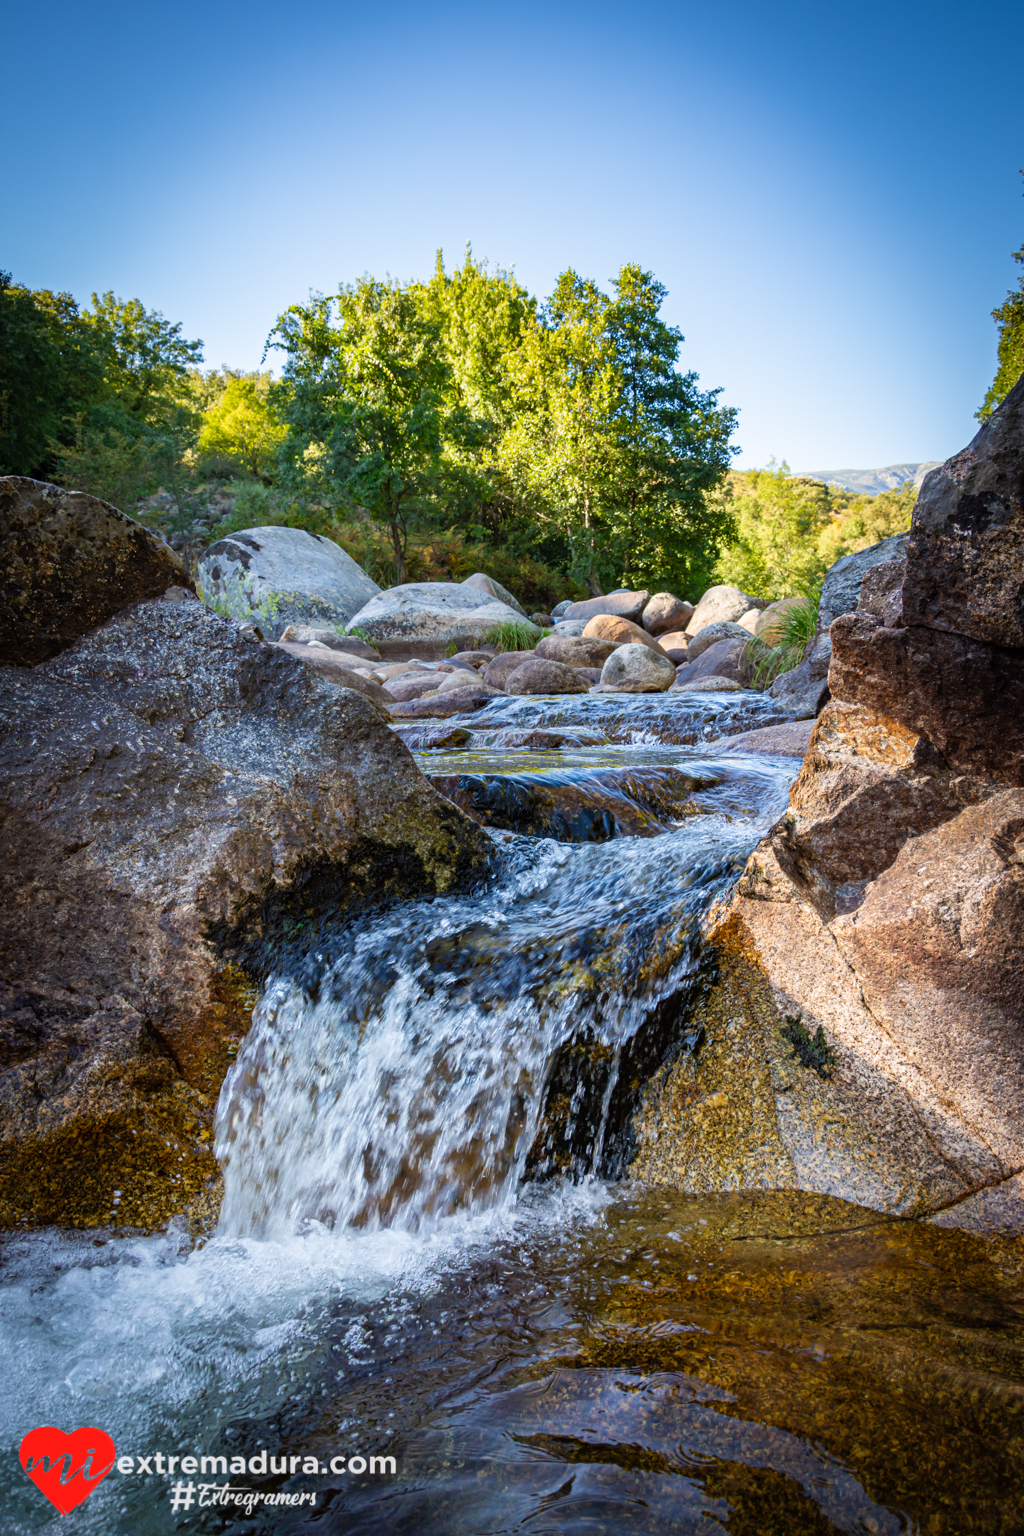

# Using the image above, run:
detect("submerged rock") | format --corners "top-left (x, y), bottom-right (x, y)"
top-left (0, 595), bottom-right (491, 1230)
top-left (0, 476), bottom-right (193, 666)
top-left (197, 525), bottom-right (380, 640)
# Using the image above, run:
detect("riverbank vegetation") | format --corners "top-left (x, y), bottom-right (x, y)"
top-left (1, 250), bottom-right (953, 606)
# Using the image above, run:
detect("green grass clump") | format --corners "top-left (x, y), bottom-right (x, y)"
top-left (483, 620), bottom-right (539, 652)
top-left (780, 1014), bottom-right (835, 1079)
top-left (743, 592), bottom-right (819, 689)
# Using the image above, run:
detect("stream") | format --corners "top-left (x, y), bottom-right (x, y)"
top-left (2, 692), bottom-right (1022, 1534)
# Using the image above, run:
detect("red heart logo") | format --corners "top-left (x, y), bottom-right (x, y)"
top-left (20, 1426), bottom-right (116, 1515)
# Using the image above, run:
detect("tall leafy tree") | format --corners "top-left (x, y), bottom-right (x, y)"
top-left (270, 278), bottom-right (462, 583)
top-left (0, 275), bottom-right (105, 476)
top-left (978, 248), bottom-right (1024, 420)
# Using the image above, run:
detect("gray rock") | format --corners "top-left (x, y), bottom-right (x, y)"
top-left (550, 600), bottom-right (574, 618)
top-left (671, 675), bottom-right (745, 694)
top-left (551, 619), bottom-right (587, 637)
top-left (273, 642), bottom-right (392, 713)
top-left (858, 560), bottom-right (906, 628)
top-left (388, 686), bottom-right (504, 719)
top-left (279, 624), bottom-right (381, 661)
top-left (768, 656), bottom-right (830, 718)
top-left (384, 674), bottom-right (444, 703)
top-left (346, 582), bottom-right (537, 652)
top-left (598, 643), bottom-right (676, 693)
top-left (197, 525), bottom-right (380, 640)
top-left (434, 670), bottom-right (488, 693)
top-left (685, 584), bottom-right (763, 635)
top-left (483, 650), bottom-right (538, 689)
top-left (671, 638), bottom-right (751, 688)
top-left (686, 620), bottom-right (752, 662)
top-left (0, 476), bottom-right (194, 666)
top-left (562, 590), bottom-right (650, 624)
top-left (902, 375), bottom-right (1024, 647)
top-left (642, 592), bottom-right (694, 637)
top-left (505, 658), bottom-right (589, 695)
top-left (461, 572), bottom-right (526, 616)
top-left (818, 532), bottom-right (910, 632)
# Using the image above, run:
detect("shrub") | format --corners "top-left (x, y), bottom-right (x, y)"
top-left (483, 620), bottom-right (538, 651)
top-left (743, 592), bottom-right (819, 689)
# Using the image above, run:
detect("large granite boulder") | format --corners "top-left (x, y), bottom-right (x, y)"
top-left (0, 477), bottom-right (193, 666)
top-left (635, 384), bottom-right (1024, 1233)
top-left (685, 584), bottom-right (763, 635)
top-left (272, 640), bottom-right (393, 713)
top-left (0, 594), bottom-right (491, 1229)
top-left (642, 592), bottom-right (693, 637)
top-left (817, 532), bottom-right (910, 632)
top-left (346, 582), bottom-right (538, 655)
top-left (597, 643), bottom-right (675, 693)
top-left (483, 650), bottom-right (538, 689)
top-left (671, 638), bottom-right (750, 688)
top-left (197, 525), bottom-right (380, 640)
top-left (581, 614), bottom-right (667, 653)
top-left (562, 590), bottom-right (649, 624)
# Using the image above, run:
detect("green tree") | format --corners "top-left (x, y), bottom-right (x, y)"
top-left (269, 278), bottom-right (462, 583)
top-left (197, 374), bottom-right (285, 475)
top-left (714, 463), bottom-right (833, 600)
top-left (0, 275), bottom-right (105, 476)
top-left (604, 264), bottom-right (737, 594)
top-left (978, 244), bottom-right (1024, 420)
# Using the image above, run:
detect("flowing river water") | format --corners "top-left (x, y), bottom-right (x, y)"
top-left (2, 693), bottom-right (1023, 1534)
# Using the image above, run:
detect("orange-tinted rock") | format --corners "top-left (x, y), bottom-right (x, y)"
top-left (582, 614), bottom-right (667, 652)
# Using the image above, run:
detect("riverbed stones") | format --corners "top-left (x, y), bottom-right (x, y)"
top-left (505, 658), bottom-right (589, 695)
top-left (671, 675), bottom-right (745, 693)
top-left (686, 620), bottom-right (752, 662)
top-left (273, 641), bottom-right (393, 713)
top-left (642, 592), bottom-right (694, 637)
top-left (717, 718), bottom-right (816, 756)
top-left (196, 525), bottom-right (380, 640)
top-left (383, 673), bottom-right (447, 703)
top-left (562, 590), bottom-right (650, 624)
top-left (534, 635), bottom-right (618, 668)
top-left (346, 582), bottom-right (537, 655)
top-left (685, 584), bottom-right (763, 635)
top-left (671, 638), bottom-right (750, 687)
top-left (655, 631), bottom-right (690, 663)
top-left (0, 476), bottom-right (194, 666)
top-left (597, 643), bottom-right (676, 693)
top-left (279, 624), bottom-right (381, 661)
top-left (387, 686), bottom-right (504, 719)
top-left (0, 594), bottom-right (492, 1230)
top-left (481, 651), bottom-right (536, 689)
top-left (582, 614), bottom-right (667, 653)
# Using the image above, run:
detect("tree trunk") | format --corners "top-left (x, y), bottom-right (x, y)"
top-left (390, 520), bottom-right (406, 586)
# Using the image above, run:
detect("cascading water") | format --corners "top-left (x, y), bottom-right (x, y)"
top-left (4, 694), bottom-right (1021, 1536)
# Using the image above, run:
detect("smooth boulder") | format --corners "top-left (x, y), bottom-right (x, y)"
top-left (642, 592), bottom-right (694, 637)
top-left (686, 620), bottom-right (752, 662)
top-left (279, 624), bottom-right (381, 661)
top-left (197, 525), bottom-right (380, 641)
top-left (461, 572), bottom-right (527, 617)
top-left (562, 590), bottom-right (650, 625)
top-left (671, 675), bottom-right (744, 693)
top-left (346, 582), bottom-right (538, 654)
top-left (534, 635), bottom-right (618, 668)
top-left (482, 650), bottom-right (537, 689)
top-left (1, 476), bottom-right (193, 666)
top-left (505, 658), bottom-right (589, 695)
top-left (597, 643), bottom-right (676, 693)
top-left (655, 631), bottom-right (690, 664)
top-left (672, 638), bottom-right (750, 687)
top-left (582, 614), bottom-right (667, 653)
top-left (685, 584), bottom-right (763, 635)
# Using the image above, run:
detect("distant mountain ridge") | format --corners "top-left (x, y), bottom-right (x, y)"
top-left (796, 462), bottom-right (942, 495)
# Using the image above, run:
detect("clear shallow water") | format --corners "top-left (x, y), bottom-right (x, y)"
top-left (3, 695), bottom-right (1022, 1534)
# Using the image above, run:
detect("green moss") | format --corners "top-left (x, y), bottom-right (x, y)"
top-left (780, 1013), bottom-right (836, 1079)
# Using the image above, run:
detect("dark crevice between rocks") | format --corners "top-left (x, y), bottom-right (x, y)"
top-left (205, 836), bottom-right (498, 996)
top-left (523, 958), bottom-right (717, 1185)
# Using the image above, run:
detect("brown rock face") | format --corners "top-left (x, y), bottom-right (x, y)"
top-left (581, 615), bottom-right (666, 652)
top-left (671, 638), bottom-right (750, 688)
top-left (829, 613), bottom-right (1024, 785)
top-left (534, 635), bottom-right (618, 668)
top-left (902, 373), bottom-right (1024, 646)
top-left (0, 476), bottom-right (193, 667)
top-left (637, 383), bottom-right (1024, 1233)
top-left (0, 594), bottom-right (492, 1228)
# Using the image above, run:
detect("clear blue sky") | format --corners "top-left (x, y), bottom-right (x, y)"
top-left (4, 0), bottom-right (1022, 469)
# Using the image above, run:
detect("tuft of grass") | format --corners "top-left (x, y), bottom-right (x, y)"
top-left (743, 592), bottom-right (819, 689)
top-left (444, 640), bottom-right (458, 657)
top-left (347, 625), bottom-right (374, 644)
top-left (780, 1014), bottom-right (835, 1079)
top-left (483, 620), bottom-right (539, 652)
